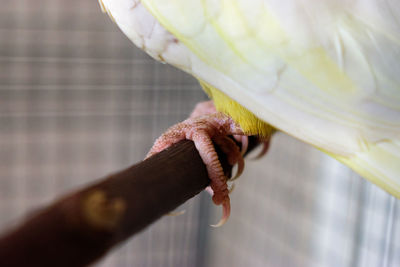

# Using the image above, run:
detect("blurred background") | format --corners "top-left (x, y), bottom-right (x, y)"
top-left (0, 0), bottom-right (399, 266)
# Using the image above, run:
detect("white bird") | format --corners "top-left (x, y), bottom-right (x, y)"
top-left (99, 0), bottom-right (400, 224)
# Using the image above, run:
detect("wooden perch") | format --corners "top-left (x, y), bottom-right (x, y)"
top-left (0, 137), bottom-right (260, 267)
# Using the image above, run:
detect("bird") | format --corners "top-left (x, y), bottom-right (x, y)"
top-left (99, 0), bottom-right (400, 226)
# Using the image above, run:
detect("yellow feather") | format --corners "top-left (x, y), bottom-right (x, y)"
top-left (199, 80), bottom-right (274, 138)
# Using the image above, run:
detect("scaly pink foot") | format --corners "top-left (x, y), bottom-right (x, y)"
top-left (189, 100), bottom-right (217, 118)
top-left (191, 101), bottom-right (248, 158)
top-left (146, 106), bottom-right (245, 226)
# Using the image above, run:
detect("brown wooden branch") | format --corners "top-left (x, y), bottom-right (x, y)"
top-left (0, 137), bottom-right (260, 267)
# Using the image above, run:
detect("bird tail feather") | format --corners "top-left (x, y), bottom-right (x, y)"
top-left (332, 140), bottom-right (400, 199)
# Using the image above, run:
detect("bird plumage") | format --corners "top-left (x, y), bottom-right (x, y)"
top-left (100, 0), bottom-right (400, 199)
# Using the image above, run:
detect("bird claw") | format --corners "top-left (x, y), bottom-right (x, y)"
top-left (233, 135), bottom-right (249, 156)
top-left (211, 199), bottom-right (231, 227)
top-left (167, 210), bottom-right (186, 216)
top-left (147, 99), bottom-right (269, 226)
top-left (252, 138), bottom-right (271, 160)
top-left (147, 111), bottom-right (244, 226)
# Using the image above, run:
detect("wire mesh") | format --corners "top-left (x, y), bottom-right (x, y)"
top-left (0, 1), bottom-right (399, 267)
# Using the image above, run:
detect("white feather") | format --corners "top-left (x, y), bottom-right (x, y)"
top-left (100, 0), bottom-right (400, 198)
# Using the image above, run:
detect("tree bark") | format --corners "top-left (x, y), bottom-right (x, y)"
top-left (0, 137), bottom-right (260, 267)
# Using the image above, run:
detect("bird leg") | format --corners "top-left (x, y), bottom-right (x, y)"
top-left (147, 101), bottom-right (245, 226)
top-left (190, 101), bottom-right (250, 156)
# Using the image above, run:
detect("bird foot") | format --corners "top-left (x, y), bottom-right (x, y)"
top-left (147, 104), bottom-right (245, 226)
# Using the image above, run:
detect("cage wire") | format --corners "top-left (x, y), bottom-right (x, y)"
top-left (0, 1), bottom-right (399, 267)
